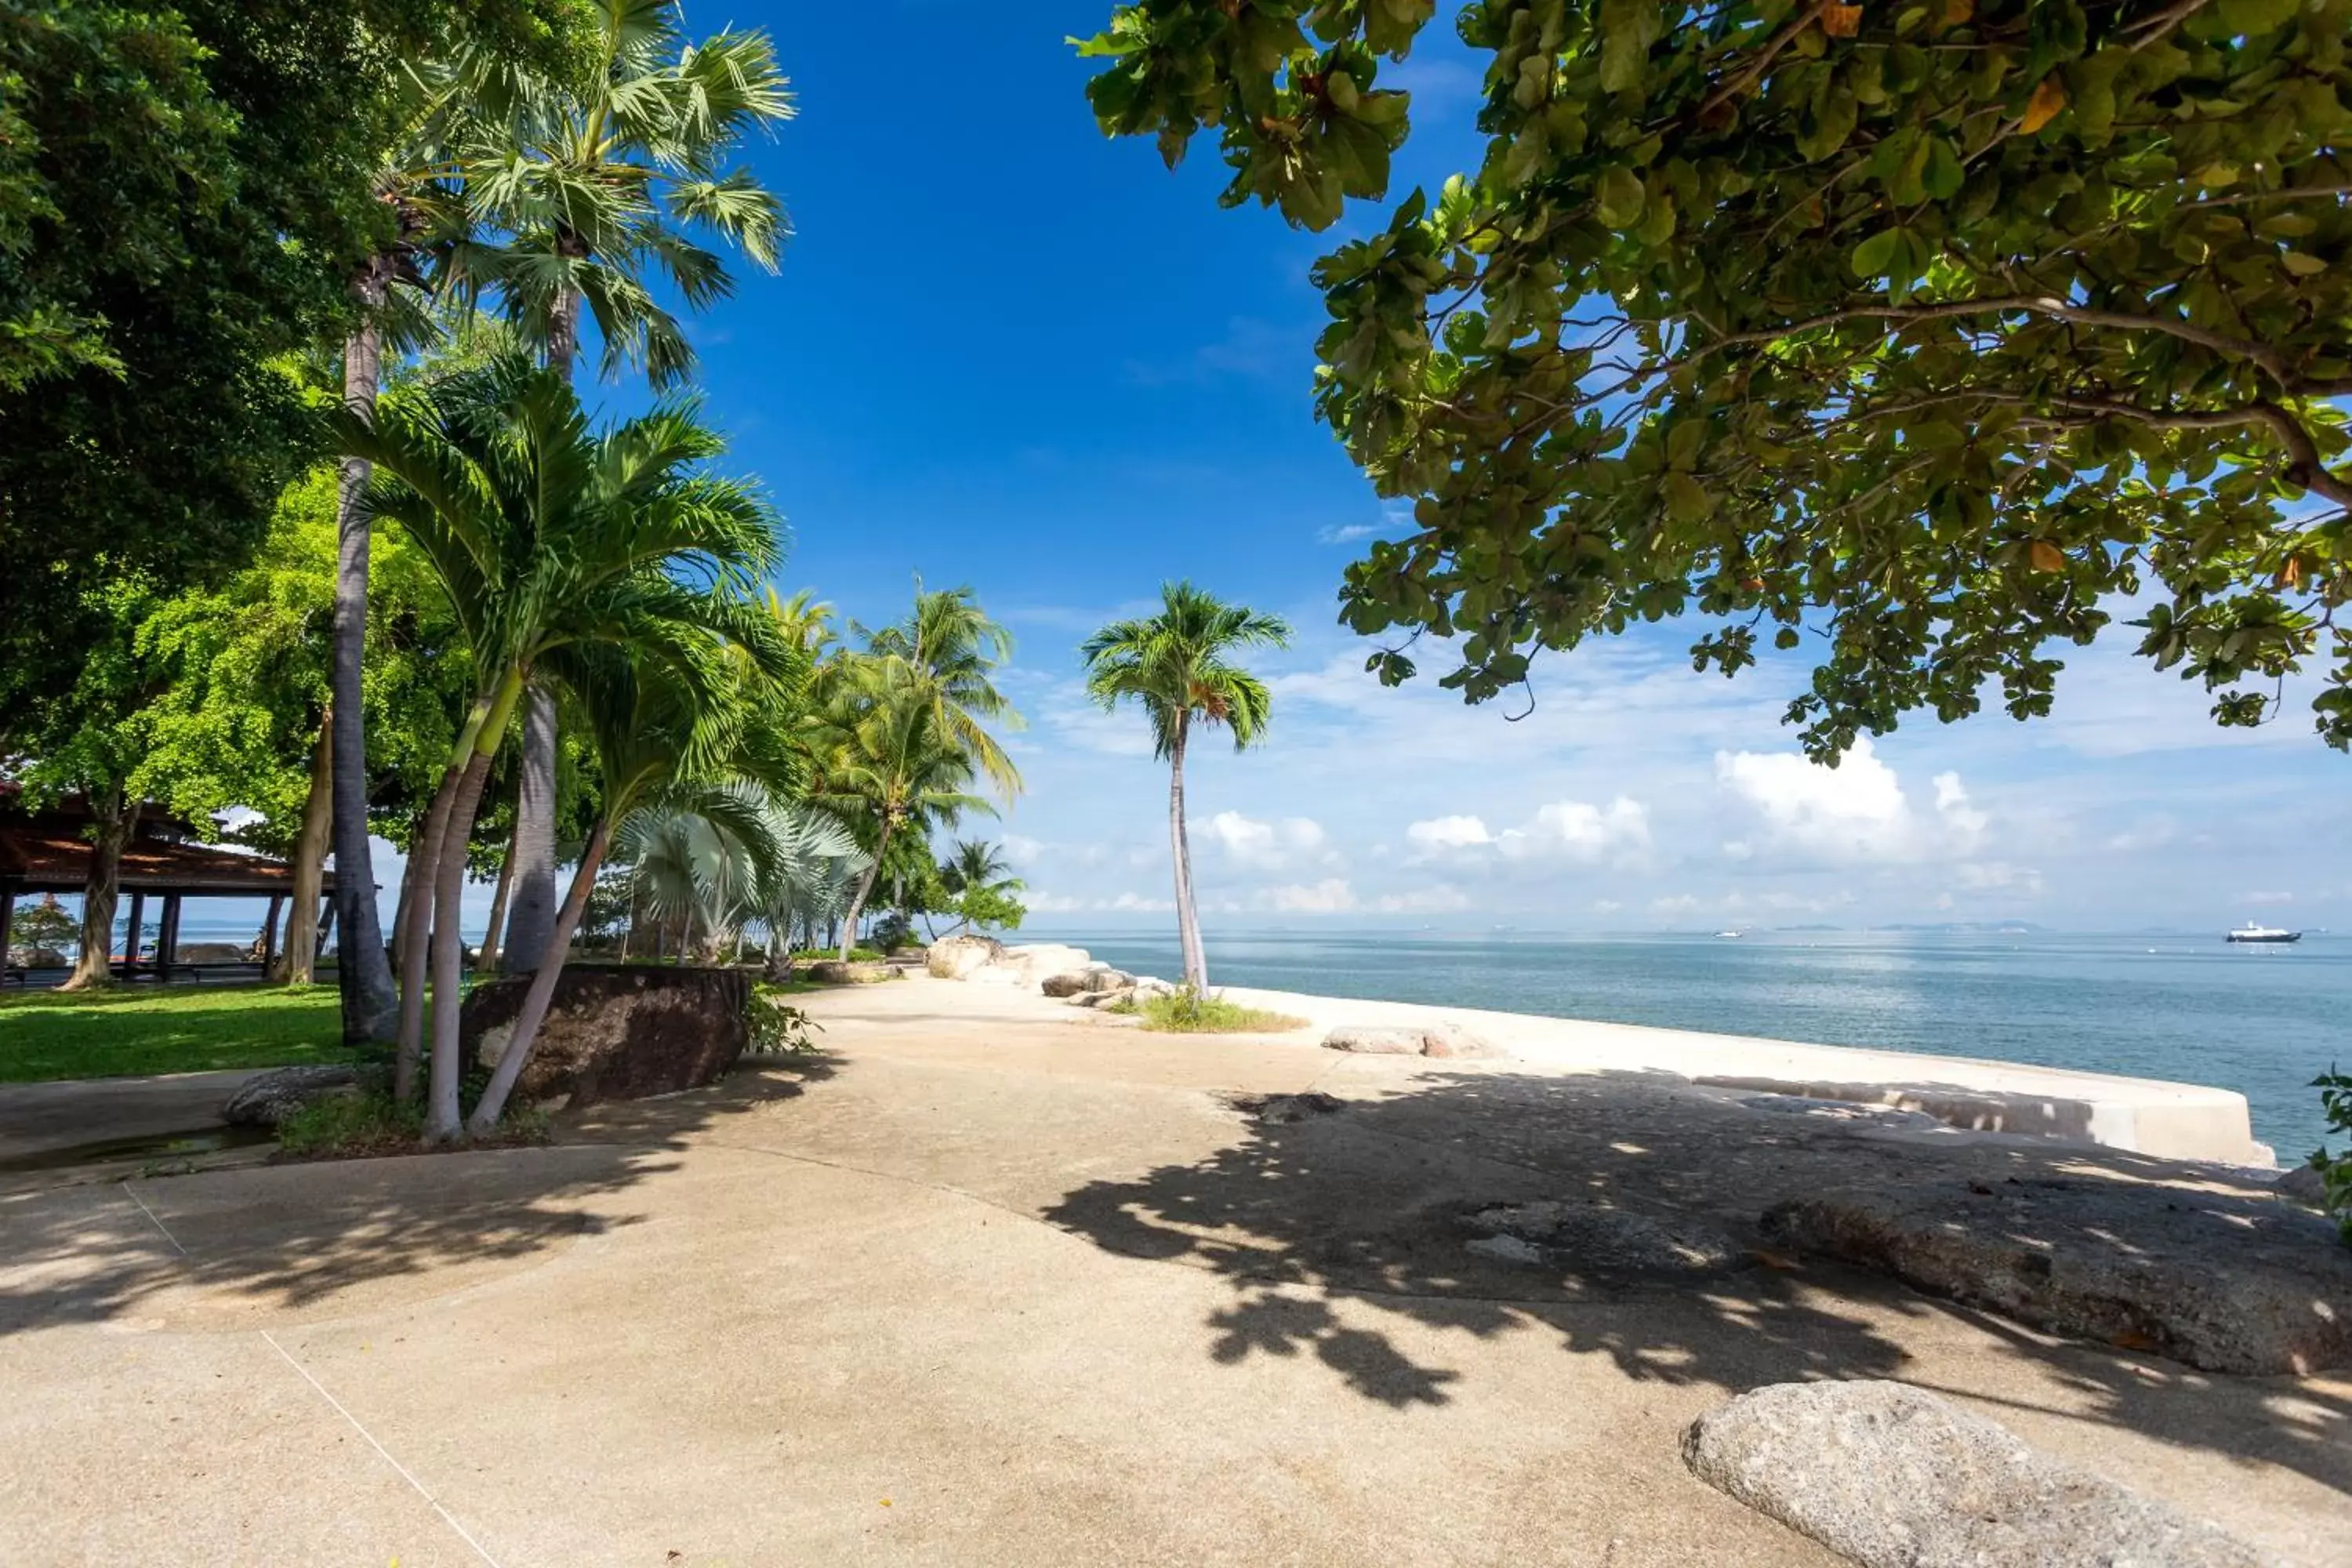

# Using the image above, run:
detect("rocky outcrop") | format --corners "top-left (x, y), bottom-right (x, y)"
top-left (223, 1065), bottom-right (360, 1127)
top-left (462, 964), bottom-right (748, 1112)
top-left (1762, 1178), bottom-right (2352, 1374)
top-left (925, 935), bottom-right (1004, 979)
top-left (1043, 967), bottom-right (1134, 998)
top-left (1322, 1022), bottom-right (1502, 1059)
top-left (963, 943), bottom-right (1091, 987)
top-left (176, 942), bottom-right (249, 964)
top-left (1683, 1381), bottom-right (2275, 1568)
top-left (5, 945), bottom-right (69, 969)
top-left (804, 960), bottom-right (897, 985)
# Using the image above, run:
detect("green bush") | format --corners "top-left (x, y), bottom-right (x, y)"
top-left (748, 983), bottom-right (826, 1054)
top-left (1109, 987), bottom-right (1306, 1035)
top-left (2310, 1067), bottom-right (2352, 1244)
top-left (791, 946), bottom-right (883, 964)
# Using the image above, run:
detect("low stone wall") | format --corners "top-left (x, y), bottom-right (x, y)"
top-left (461, 964), bottom-right (748, 1111)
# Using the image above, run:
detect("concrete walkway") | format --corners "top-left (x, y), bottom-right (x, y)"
top-left (0, 976), bottom-right (2342, 1565)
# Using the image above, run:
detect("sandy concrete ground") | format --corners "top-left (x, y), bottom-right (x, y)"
top-left (0, 974), bottom-right (2343, 1566)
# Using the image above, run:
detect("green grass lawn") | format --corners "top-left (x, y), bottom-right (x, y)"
top-left (0, 985), bottom-right (349, 1083)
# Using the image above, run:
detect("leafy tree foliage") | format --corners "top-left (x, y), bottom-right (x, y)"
top-left (1077, 0), bottom-right (2352, 756)
top-left (0, 0), bottom-right (569, 715)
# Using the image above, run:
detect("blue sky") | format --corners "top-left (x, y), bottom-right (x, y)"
top-left (534, 2), bottom-right (2352, 935)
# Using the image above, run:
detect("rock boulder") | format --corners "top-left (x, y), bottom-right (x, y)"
top-left (805, 959), bottom-right (896, 985)
top-left (1762, 1178), bottom-right (2352, 1374)
top-left (462, 964), bottom-right (747, 1111)
top-left (1683, 1381), bottom-right (2274, 1568)
top-left (925, 935), bottom-right (1004, 979)
top-left (223, 1064), bottom-right (360, 1128)
top-left (967, 943), bottom-right (1091, 987)
top-left (1323, 1022), bottom-right (1503, 1059)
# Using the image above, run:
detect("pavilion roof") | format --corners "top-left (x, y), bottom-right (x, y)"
top-left (0, 787), bottom-right (335, 898)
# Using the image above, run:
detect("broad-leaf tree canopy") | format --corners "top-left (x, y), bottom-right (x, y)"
top-left (1076, 0), bottom-right (2352, 756)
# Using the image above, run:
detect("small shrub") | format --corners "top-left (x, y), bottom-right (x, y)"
top-left (2310, 1065), bottom-right (2352, 1243)
top-left (274, 1089), bottom-right (550, 1161)
top-left (791, 946), bottom-right (883, 964)
top-left (1117, 987), bottom-right (1306, 1035)
top-left (748, 984), bottom-right (826, 1054)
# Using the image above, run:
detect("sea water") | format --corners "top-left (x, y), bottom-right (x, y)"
top-left (1045, 927), bottom-right (2351, 1160)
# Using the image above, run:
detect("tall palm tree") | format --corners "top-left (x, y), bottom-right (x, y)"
top-left (342, 357), bottom-right (789, 1140)
top-left (863, 580), bottom-right (1024, 797)
top-left (327, 63), bottom-right (488, 1042)
top-left (808, 658), bottom-right (992, 961)
top-left (452, 0), bottom-right (793, 975)
top-left (1080, 584), bottom-right (1291, 992)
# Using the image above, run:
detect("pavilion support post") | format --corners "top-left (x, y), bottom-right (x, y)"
top-left (0, 889), bottom-right (15, 982)
top-left (158, 895), bottom-right (182, 984)
top-left (123, 890), bottom-right (146, 979)
top-left (261, 894), bottom-right (285, 975)
top-left (315, 896), bottom-right (336, 960)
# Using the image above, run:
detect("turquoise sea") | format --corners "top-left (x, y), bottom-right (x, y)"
top-left (1045, 928), bottom-right (2350, 1162)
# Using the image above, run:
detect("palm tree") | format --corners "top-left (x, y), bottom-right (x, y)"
top-left (808, 658), bottom-right (992, 961)
top-left (327, 64), bottom-right (487, 1042)
top-left (342, 357), bottom-right (789, 1140)
top-left (452, 0), bottom-right (793, 975)
top-left (1080, 584), bottom-right (1291, 992)
top-left (933, 837), bottom-right (1022, 938)
top-left (863, 580), bottom-right (1024, 797)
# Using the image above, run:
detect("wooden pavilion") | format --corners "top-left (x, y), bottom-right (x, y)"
top-left (0, 786), bottom-right (336, 985)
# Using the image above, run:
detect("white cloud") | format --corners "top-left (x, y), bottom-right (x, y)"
top-left (1371, 885), bottom-right (1472, 914)
top-left (1200, 811), bottom-right (1337, 872)
top-left (1955, 862), bottom-right (2043, 895)
top-left (1715, 737), bottom-right (1987, 865)
top-left (1261, 878), bottom-right (1356, 913)
top-left (2241, 889), bottom-right (2296, 906)
top-left (1000, 834), bottom-right (1045, 868)
top-left (1104, 891), bottom-right (1176, 913)
top-left (1316, 522), bottom-right (1383, 545)
top-left (1406, 815), bottom-right (1494, 852)
top-left (1406, 797), bottom-right (1650, 866)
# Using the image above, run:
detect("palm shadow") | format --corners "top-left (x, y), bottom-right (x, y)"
top-left (0, 1054), bottom-right (834, 1334)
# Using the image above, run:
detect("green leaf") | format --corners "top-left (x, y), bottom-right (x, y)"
top-left (1595, 166), bottom-right (1646, 230)
top-left (1922, 138), bottom-right (1965, 201)
top-left (1662, 472), bottom-right (1715, 522)
top-left (2281, 252), bottom-right (2328, 277)
top-left (1851, 229), bottom-right (1902, 278)
top-left (1599, 0), bottom-right (1663, 94)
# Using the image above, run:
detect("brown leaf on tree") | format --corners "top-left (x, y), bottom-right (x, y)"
top-left (1944, 0), bottom-right (1973, 24)
top-left (1820, 3), bottom-right (1865, 38)
top-left (2021, 76), bottom-right (2068, 133)
top-left (2028, 540), bottom-right (2067, 572)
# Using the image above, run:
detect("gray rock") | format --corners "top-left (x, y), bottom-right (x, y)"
top-left (1322, 1022), bottom-right (1503, 1059)
top-left (223, 1065), bottom-right (360, 1128)
top-left (1762, 1178), bottom-right (2352, 1374)
top-left (1683, 1381), bottom-right (2278, 1568)
top-left (1082, 967), bottom-right (1134, 993)
top-left (2275, 1163), bottom-right (2328, 1207)
top-left (1243, 1091), bottom-right (1345, 1125)
top-left (1464, 1200), bottom-right (1743, 1279)
top-left (1040, 971), bottom-right (1094, 998)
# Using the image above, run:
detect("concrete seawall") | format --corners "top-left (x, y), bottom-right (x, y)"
top-left (1213, 985), bottom-right (2263, 1166)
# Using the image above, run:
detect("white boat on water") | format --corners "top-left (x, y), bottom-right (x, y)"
top-left (1714, 930), bottom-right (1744, 939)
top-left (2226, 922), bottom-right (2302, 944)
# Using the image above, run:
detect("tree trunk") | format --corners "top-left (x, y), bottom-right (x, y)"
top-left (502, 684), bottom-right (560, 971)
top-left (394, 765), bottom-right (463, 1102)
top-left (275, 713), bottom-right (334, 985)
top-left (1167, 717), bottom-right (1207, 991)
top-left (838, 818), bottom-right (893, 962)
top-left (426, 749), bottom-right (496, 1142)
top-left (329, 272), bottom-right (401, 1044)
top-left (63, 789), bottom-right (138, 991)
top-left (475, 786), bottom-right (521, 975)
top-left (468, 818), bottom-right (611, 1134)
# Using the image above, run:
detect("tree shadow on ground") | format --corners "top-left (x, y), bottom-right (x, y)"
top-left (1040, 1067), bottom-right (2352, 1491)
top-left (0, 1054), bottom-right (834, 1334)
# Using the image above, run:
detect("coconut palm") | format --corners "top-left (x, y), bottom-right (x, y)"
top-left (863, 580), bottom-right (1024, 797)
top-left (1080, 584), bottom-right (1291, 992)
top-left (342, 356), bottom-right (789, 1140)
top-left (451, 0), bottom-right (793, 974)
top-left (808, 658), bottom-right (992, 961)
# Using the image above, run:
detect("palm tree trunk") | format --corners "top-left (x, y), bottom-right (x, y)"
top-left (394, 764), bottom-right (461, 1102)
top-left (475, 780), bottom-right (522, 975)
top-left (838, 818), bottom-right (893, 962)
top-left (426, 748), bottom-right (496, 1142)
top-left (63, 788), bottom-right (138, 991)
top-left (1167, 716), bottom-right (1207, 991)
top-left (329, 278), bottom-right (400, 1044)
top-left (502, 684), bottom-right (561, 971)
top-left (468, 817), bottom-right (611, 1134)
top-left (276, 713), bottom-right (333, 985)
